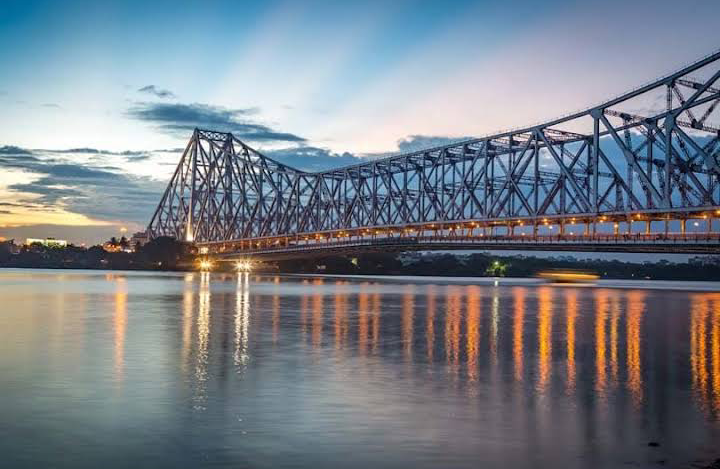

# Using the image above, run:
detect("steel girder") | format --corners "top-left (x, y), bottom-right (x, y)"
top-left (148, 50), bottom-right (720, 244)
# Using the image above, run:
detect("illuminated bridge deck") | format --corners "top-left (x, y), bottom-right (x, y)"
top-left (202, 230), bottom-right (720, 260)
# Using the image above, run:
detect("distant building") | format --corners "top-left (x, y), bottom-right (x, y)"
top-left (1, 239), bottom-right (21, 254)
top-left (25, 237), bottom-right (68, 247)
top-left (130, 231), bottom-right (150, 250)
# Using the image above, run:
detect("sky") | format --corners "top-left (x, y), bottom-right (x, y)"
top-left (1, 0), bottom-right (719, 245)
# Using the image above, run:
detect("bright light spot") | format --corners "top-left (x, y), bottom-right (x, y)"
top-left (199, 260), bottom-right (212, 271)
top-left (694, 221), bottom-right (699, 227)
top-left (235, 260), bottom-right (252, 272)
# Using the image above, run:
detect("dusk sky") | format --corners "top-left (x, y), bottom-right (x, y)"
top-left (1, 0), bottom-right (720, 244)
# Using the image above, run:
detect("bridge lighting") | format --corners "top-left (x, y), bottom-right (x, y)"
top-left (694, 221), bottom-right (700, 227)
top-left (548, 225), bottom-right (554, 230)
top-left (198, 259), bottom-right (212, 271)
top-left (235, 261), bottom-right (252, 272)
top-left (199, 246), bottom-right (209, 254)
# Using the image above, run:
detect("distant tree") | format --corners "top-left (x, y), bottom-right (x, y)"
top-left (137, 236), bottom-right (191, 269)
top-left (119, 236), bottom-right (129, 249)
top-left (109, 237), bottom-right (118, 245)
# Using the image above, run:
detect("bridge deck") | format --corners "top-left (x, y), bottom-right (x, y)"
top-left (203, 233), bottom-right (720, 260)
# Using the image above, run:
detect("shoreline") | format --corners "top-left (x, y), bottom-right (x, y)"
top-left (3, 267), bottom-right (720, 292)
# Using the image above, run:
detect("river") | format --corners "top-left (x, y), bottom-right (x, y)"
top-left (1, 269), bottom-right (719, 468)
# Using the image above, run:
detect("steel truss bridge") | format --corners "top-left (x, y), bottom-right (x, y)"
top-left (148, 50), bottom-right (720, 259)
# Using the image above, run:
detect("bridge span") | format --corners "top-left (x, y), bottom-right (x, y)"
top-left (148, 49), bottom-right (720, 259)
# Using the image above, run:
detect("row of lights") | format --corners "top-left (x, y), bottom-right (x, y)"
top-left (198, 210), bottom-right (720, 252)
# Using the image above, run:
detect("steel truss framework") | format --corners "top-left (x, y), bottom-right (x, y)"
top-left (148, 50), bottom-right (720, 256)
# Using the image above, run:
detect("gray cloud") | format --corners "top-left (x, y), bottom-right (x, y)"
top-left (264, 146), bottom-right (368, 172)
top-left (137, 85), bottom-right (176, 99)
top-left (396, 135), bottom-right (473, 153)
top-left (0, 147), bottom-right (165, 225)
top-left (127, 102), bottom-right (305, 143)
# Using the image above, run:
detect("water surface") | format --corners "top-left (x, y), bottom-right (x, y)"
top-left (1, 269), bottom-right (719, 468)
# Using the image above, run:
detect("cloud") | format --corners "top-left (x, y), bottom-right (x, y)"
top-left (0, 147), bottom-right (165, 225)
top-left (396, 135), bottom-right (472, 153)
top-left (127, 102), bottom-right (306, 143)
top-left (137, 85), bottom-right (176, 99)
top-left (264, 146), bottom-right (368, 172)
top-left (41, 103), bottom-right (61, 109)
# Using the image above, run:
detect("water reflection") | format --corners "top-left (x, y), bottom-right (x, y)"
top-left (194, 271), bottom-right (211, 409)
top-left (113, 277), bottom-right (127, 381)
top-left (714, 299), bottom-right (720, 413)
top-left (235, 272), bottom-right (250, 369)
top-left (334, 283), bottom-right (348, 351)
top-left (626, 290), bottom-right (645, 407)
top-left (358, 283), bottom-right (370, 356)
top-left (312, 279), bottom-right (324, 348)
top-left (565, 288), bottom-right (577, 393)
top-left (513, 287), bottom-right (525, 383)
top-left (403, 285), bottom-right (415, 360)
top-left (595, 289), bottom-right (608, 395)
top-left (466, 286), bottom-right (481, 383)
top-left (445, 286), bottom-right (462, 376)
top-left (6, 270), bottom-right (720, 469)
top-left (426, 285), bottom-right (436, 363)
top-left (537, 287), bottom-right (553, 392)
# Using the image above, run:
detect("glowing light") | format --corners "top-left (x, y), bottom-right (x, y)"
top-left (235, 260), bottom-right (252, 272)
top-left (199, 259), bottom-right (213, 271)
top-left (694, 221), bottom-right (700, 227)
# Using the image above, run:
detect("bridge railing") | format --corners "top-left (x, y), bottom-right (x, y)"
top-left (203, 232), bottom-right (720, 257)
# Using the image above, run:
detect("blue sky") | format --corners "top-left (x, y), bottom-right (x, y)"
top-left (1, 0), bottom-right (719, 244)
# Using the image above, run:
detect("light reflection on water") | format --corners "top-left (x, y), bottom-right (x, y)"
top-left (1, 269), bottom-right (720, 468)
